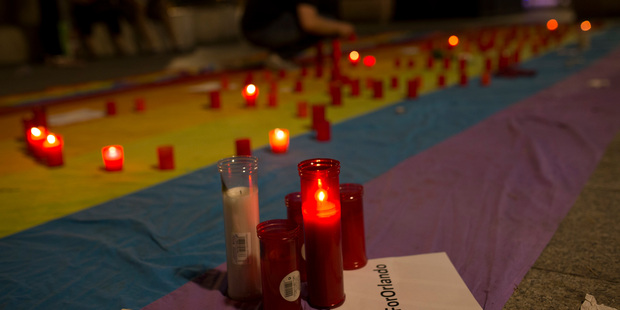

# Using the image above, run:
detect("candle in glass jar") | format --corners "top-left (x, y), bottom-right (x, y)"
top-left (102, 145), bottom-right (123, 171)
top-left (298, 158), bottom-right (345, 309)
top-left (242, 84), bottom-right (259, 107)
top-left (269, 128), bottom-right (289, 154)
top-left (43, 133), bottom-right (63, 167)
top-left (27, 126), bottom-right (47, 160)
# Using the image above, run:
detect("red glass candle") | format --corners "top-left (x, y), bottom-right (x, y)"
top-left (459, 72), bottom-right (469, 86)
top-left (330, 84), bottom-right (342, 106)
top-left (135, 98), bottom-right (146, 112)
top-left (348, 51), bottom-right (360, 66)
top-left (235, 138), bottom-right (252, 156)
top-left (350, 79), bottom-right (360, 97)
top-left (269, 128), bottom-right (289, 153)
top-left (27, 126), bottom-right (47, 160)
top-left (106, 100), bottom-right (117, 116)
top-left (157, 145), bottom-right (174, 170)
top-left (372, 80), bottom-right (383, 99)
top-left (278, 69), bottom-right (286, 79)
top-left (394, 57), bottom-right (401, 68)
top-left (311, 105), bottom-right (326, 130)
top-left (481, 71), bottom-right (491, 86)
top-left (242, 84), bottom-right (259, 107)
top-left (426, 55), bottom-right (434, 69)
top-left (459, 57), bottom-right (467, 71)
top-left (210, 91), bottom-right (221, 109)
top-left (315, 121), bottom-right (331, 142)
top-left (102, 145), bottom-right (124, 171)
top-left (43, 133), bottom-right (63, 167)
top-left (22, 118), bottom-right (34, 143)
top-left (257, 219), bottom-right (302, 310)
top-left (32, 106), bottom-right (47, 127)
top-left (407, 58), bottom-right (415, 68)
top-left (390, 76), bottom-right (398, 89)
top-left (294, 79), bottom-right (303, 93)
top-left (268, 92), bottom-right (278, 108)
top-left (297, 158), bottom-right (345, 309)
top-left (407, 78), bottom-right (418, 99)
top-left (438, 74), bottom-right (446, 88)
top-left (297, 101), bottom-right (308, 118)
top-left (443, 57), bottom-right (451, 70)
top-left (340, 183), bottom-right (367, 270)
top-left (285, 192), bottom-right (307, 282)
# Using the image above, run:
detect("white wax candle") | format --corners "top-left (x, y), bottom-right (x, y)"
top-left (222, 186), bottom-right (262, 301)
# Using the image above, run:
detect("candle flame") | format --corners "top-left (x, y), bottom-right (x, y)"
top-left (448, 35), bottom-right (459, 47)
top-left (31, 127), bottom-right (42, 137)
top-left (109, 146), bottom-right (118, 156)
top-left (547, 19), bottom-right (558, 31)
top-left (246, 84), bottom-right (256, 95)
top-left (275, 129), bottom-right (285, 139)
top-left (315, 189), bottom-right (327, 202)
top-left (46, 134), bottom-right (56, 144)
top-left (580, 20), bottom-right (591, 32)
top-left (349, 51), bottom-right (359, 61)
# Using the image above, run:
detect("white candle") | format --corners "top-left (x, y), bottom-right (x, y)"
top-left (222, 186), bottom-right (262, 301)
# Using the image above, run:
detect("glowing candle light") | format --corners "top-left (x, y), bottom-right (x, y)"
top-left (581, 20), bottom-right (591, 32)
top-left (43, 133), bottom-right (63, 167)
top-left (297, 158), bottom-right (345, 308)
top-left (242, 84), bottom-right (259, 107)
top-left (448, 35), bottom-right (459, 48)
top-left (269, 128), bottom-right (289, 154)
top-left (102, 145), bottom-right (124, 171)
top-left (27, 126), bottom-right (47, 160)
top-left (348, 51), bottom-right (360, 66)
top-left (362, 55), bottom-right (376, 67)
top-left (547, 19), bottom-right (558, 31)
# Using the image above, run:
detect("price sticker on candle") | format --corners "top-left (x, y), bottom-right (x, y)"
top-left (279, 270), bottom-right (301, 302)
top-left (232, 232), bottom-right (250, 265)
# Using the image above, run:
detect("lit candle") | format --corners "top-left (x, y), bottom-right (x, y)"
top-left (242, 84), bottom-right (259, 107)
top-left (43, 133), bottom-right (63, 167)
top-left (348, 51), bottom-right (360, 66)
top-left (269, 128), bottom-right (289, 154)
top-left (362, 55), bottom-right (376, 67)
top-left (447, 34), bottom-right (459, 50)
top-left (297, 158), bottom-right (345, 308)
top-left (102, 145), bottom-right (124, 171)
top-left (27, 126), bottom-right (47, 160)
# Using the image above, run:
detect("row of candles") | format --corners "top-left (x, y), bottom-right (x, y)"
top-left (218, 156), bottom-right (364, 309)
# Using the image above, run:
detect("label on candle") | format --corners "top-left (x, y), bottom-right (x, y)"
top-left (279, 270), bottom-right (301, 302)
top-left (232, 232), bottom-right (250, 265)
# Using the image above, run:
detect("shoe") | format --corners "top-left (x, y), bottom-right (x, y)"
top-left (265, 53), bottom-right (299, 71)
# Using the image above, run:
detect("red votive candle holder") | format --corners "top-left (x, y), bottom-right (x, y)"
top-left (285, 192), bottom-right (307, 282)
top-left (235, 138), bottom-right (252, 156)
top-left (297, 158), bottom-right (345, 308)
top-left (372, 80), bottom-right (383, 99)
top-left (350, 79), bottom-right (360, 97)
top-left (443, 57), bottom-right (451, 70)
top-left (311, 105), bottom-right (326, 130)
top-left (407, 78), bottom-right (419, 99)
top-left (106, 100), bottom-right (117, 116)
top-left (135, 98), bottom-right (146, 112)
top-left (481, 71), bottom-right (491, 86)
top-left (269, 128), bottom-right (289, 153)
top-left (390, 76), bottom-right (398, 89)
top-left (340, 183), bottom-right (368, 270)
top-left (460, 72), bottom-right (469, 86)
top-left (102, 145), bottom-right (124, 171)
top-left (297, 101), bottom-right (308, 118)
top-left (315, 120), bottom-right (331, 142)
top-left (348, 51), bottom-right (360, 66)
top-left (294, 79), bottom-right (303, 93)
top-left (394, 57), bottom-right (401, 68)
top-left (242, 84), bottom-right (259, 107)
top-left (210, 91), bottom-right (221, 109)
top-left (438, 74), bottom-right (446, 88)
top-left (43, 133), bottom-right (63, 167)
top-left (268, 92), bottom-right (278, 107)
top-left (257, 219), bottom-right (302, 310)
top-left (330, 84), bottom-right (342, 106)
top-left (157, 145), bottom-right (174, 170)
top-left (426, 55), bottom-right (434, 69)
top-left (407, 58), bottom-right (415, 68)
top-left (27, 126), bottom-right (47, 160)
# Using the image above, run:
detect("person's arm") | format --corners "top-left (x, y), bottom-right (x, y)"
top-left (297, 3), bottom-right (354, 38)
